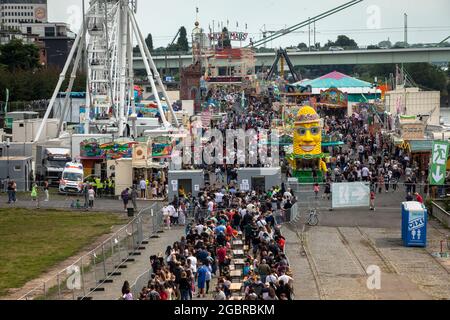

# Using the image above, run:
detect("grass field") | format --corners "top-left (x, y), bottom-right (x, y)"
top-left (0, 208), bottom-right (126, 297)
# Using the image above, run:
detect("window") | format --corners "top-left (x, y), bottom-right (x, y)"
top-left (45, 26), bottom-right (55, 37)
top-left (14, 165), bottom-right (21, 172)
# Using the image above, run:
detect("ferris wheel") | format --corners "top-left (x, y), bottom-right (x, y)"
top-left (34, 0), bottom-right (180, 142)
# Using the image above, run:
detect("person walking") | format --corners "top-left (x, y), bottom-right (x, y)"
top-left (83, 183), bottom-right (90, 209)
top-left (121, 188), bottom-right (130, 211)
top-left (131, 186), bottom-right (138, 212)
top-left (415, 192), bottom-right (424, 204)
top-left (139, 178), bottom-right (147, 199)
top-left (88, 186), bottom-right (95, 208)
top-left (43, 180), bottom-right (49, 202)
top-left (369, 190), bottom-right (375, 211)
top-left (31, 183), bottom-right (38, 201)
top-left (197, 262), bottom-right (207, 298)
top-left (7, 180), bottom-right (14, 204)
top-left (313, 183), bottom-right (320, 199)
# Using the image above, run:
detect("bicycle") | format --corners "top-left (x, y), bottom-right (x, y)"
top-left (306, 208), bottom-right (319, 226)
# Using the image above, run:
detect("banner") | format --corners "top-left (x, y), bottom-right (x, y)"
top-left (331, 182), bottom-right (370, 209)
top-left (208, 31), bottom-right (248, 41)
top-left (429, 141), bottom-right (449, 185)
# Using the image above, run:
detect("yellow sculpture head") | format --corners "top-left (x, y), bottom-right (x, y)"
top-left (293, 106), bottom-right (322, 156)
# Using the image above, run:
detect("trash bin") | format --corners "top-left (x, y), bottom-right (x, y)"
top-left (127, 207), bottom-right (134, 217)
top-left (401, 201), bottom-right (427, 247)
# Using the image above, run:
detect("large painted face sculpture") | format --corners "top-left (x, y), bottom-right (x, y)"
top-left (293, 106), bottom-right (322, 156)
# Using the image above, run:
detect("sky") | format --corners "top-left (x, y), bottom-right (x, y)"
top-left (48, 0), bottom-right (450, 48)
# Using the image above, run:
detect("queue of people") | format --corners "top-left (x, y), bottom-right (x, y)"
top-left (122, 189), bottom-right (293, 301)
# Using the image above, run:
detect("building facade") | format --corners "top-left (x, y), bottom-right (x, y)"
top-left (0, 0), bottom-right (48, 30)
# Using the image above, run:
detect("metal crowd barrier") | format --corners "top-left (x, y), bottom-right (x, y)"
top-left (18, 202), bottom-right (163, 300)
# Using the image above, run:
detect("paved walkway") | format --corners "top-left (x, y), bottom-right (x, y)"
top-left (283, 218), bottom-right (450, 300)
top-left (88, 225), bottom-right (185, 300)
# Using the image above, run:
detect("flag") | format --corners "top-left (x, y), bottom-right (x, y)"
top-left (236, 21), bottom-right (239, 28)
top-left (5, 88), bottom-right (9, 114)
top-left (196, 7), bottom-right (199, 13)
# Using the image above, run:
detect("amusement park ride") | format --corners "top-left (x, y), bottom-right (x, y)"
top-left (34, 0), bottom-right (181, 143)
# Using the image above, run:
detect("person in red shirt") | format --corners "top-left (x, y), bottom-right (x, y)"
top-left (225, 224), bottom-right (234, 240)
top-left (216, 245), bottom-right (227, 276)
top-left (415, 192), bottom-right (424, 204)
top-left (277, 236), bottom-right (286, 252)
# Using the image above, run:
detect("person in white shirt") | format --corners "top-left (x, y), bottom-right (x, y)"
top-left (162, 206), bottom-right (170, 229)
top-left (139, 178), bottom-right (147, 199)
top-left (207, 199), bottom-right (214, 214)
top-left (195, 223), bottom-right (204, 235)
top-left (278, 272), bottom-right (293, 286)
top-left (167, 204), bottom-right (176, 226)
top-left (187, 254), bottom-right (197, 274)
top-left (215, 191), bottom-right (224, 204)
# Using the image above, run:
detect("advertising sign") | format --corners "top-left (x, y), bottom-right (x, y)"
top-left (208, 31), bottom-right (248, 41)
top-left (331, 182), bottom-right (370, 209)
top-left (429, 141), bottom-right (449, 185)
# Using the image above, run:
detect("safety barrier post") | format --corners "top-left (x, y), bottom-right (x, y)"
top-left (81, 256), bottom-right (86, 297)
top-left (57, 273), bottom-right (61, 300)
top-left (101, 244), bottom-right (107, 279)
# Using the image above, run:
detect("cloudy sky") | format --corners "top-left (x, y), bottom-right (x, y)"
top-left (48, 0), bottom-right (450, 48)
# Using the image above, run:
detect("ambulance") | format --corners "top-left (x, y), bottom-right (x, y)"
top-left (59, 162), bottom-right (84, 194)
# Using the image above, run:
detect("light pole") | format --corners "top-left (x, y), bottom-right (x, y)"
top-left (4, 138), bottom-right (10, 179)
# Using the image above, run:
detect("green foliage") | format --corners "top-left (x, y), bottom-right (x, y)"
top-left (297, 42), bottom-right (307, 50)
top-left (324, 35), bottom-right (358, 49)
top-left (0, 39), bottom-right (40, 72)
top-left (176, 27), bottom-right (189, 52)
top-left (145, 33), bottom-right (153, 52)
top-left (404, 63), bottom-right (447, 92)
top-left (0, 67), bottom-right (86, 102)
top-left (220, 27), bottom-right (231, 49)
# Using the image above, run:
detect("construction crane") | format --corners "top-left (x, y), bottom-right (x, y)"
top-left (247, 0), bottom-right (363, 48)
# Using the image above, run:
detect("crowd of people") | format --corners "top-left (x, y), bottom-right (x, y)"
top-left (121, 189), bottom-right (294, 301)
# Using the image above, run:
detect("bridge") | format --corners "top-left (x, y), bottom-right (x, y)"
top-left (134, 47), bottom-right (450, 73)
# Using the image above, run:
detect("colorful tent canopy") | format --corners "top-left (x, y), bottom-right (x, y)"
top-left (292, 71), bottom-right (381, 95)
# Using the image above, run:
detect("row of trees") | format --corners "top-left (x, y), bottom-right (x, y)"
top-left (296, 62), bottom-right (450, 96)
top-left (135, 26), bottom-right (190, 55)
top-left (0, 39), bottom-right (86, 103)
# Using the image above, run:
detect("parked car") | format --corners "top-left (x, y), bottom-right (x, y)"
top-left (328, 46), bottom-right (344, 51)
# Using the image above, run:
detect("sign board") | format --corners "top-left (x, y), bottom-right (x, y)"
top-left (331, 182), bottom-right (370, 209)
top-left (208, 32), bottom-right (248, 42)
top-left (240, 183), bottom-right (250, 191)
top-left (401, 123), bottom-right (425, 140)
top-left (429, 141), bottom-right (449, 185)
top-left (194, 185), bottom-right (200, 192)
top-left (172, 181), bottom-right (178, 192)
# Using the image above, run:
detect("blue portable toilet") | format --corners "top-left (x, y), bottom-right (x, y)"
top-left (401, 201), bottom-right (427, 247)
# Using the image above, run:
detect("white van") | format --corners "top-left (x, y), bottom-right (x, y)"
top-left (59, 162), bottom-right (84, 194)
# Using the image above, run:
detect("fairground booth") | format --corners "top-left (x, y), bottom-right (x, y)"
top-left (290, 71), bottom-right (382, 117)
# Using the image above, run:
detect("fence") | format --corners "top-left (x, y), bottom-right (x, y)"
top-left (18, 202), bottom-right (163, 300)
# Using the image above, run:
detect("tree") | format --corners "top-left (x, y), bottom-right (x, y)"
top-left (404, 63), bottom-right (447, 92)
top-left (393, 41), bottom-right (407, 48)
top-left (176, 27), bottom-right (189, 52)
top-left (297, 42), bottom-right (307, 50)
top-left (220, 27), bottom-right (231, 49)
top-left (145, 33), bottom-right (153, 52)
top-left (0, 39), bottom-right (40, 72)
top-left (334, 35), bottom-right (358, 49)
top-left (378, 40), bottom-right (392, 48)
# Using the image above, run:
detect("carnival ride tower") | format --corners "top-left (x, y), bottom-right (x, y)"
top-left (34, 0), bottom-right (180, 142)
